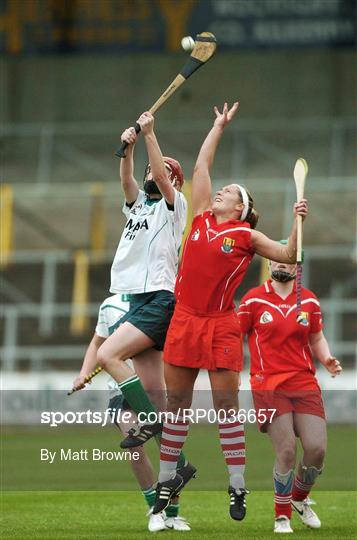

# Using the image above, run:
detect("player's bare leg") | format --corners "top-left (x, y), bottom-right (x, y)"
top-left (118, 412), bottom-right (156, 487)
top-left (135, 349), bottom-right (197, 487)
top-left (164, 363), bottom-right (198, 412)
top-left (119, 410), bottom-right (190, 531)
top-left (155, 364), bottom-right (196, 531)
top-left (159, 364), bottom-right (198, 481)
top-left (116, 411), bottom-right (167, 532)
top-left (209, 369), bottom-right (248, 521)
top-left (113, 355), bottom-right (196, 515)
top-left (133, 349), bottom-right (166, 412)
top-left (291, 414), bottom-right (326, 528)
top-left (97, 321), bottom-right (155, 382)
top-left (294, 413), bottom-right (326, 471)
top-left (267, 413), bottom-right (296, 533)
top-left (151, 365), bottom-right (198, 515)
top-left (268, 413), bottom-right (297, 473)
top-left (98, 322), bottom-right (163, 444)
top-left (117, 359), bottom-right (192, 531)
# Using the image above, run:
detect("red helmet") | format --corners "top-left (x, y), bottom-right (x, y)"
top-left (163, 156), bottom-right (184, 188)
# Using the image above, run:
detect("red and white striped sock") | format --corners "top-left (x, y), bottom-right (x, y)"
top-left (219, 420), bottom-right (246, 490)
top-left (159, 416), bottom-right (189, 482)
top-left (274, 469), bottom-right (294, 519)
top-left (292, 476), bottom-right (312, 501)
top-left (275, 493), bottom-right (292, 519)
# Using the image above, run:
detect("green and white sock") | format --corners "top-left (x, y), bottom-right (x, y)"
top-left (118, 375), bottom-right (156, 418)
top-left (166, 503), bottom-right (179, 518)
top-left (142, 486), bottom-right (156, 509)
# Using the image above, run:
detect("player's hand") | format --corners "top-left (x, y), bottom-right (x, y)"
top-left (213, 101), bottom-right (239, 129)
top-left (137, 111), bottom-right (154, 135)
top-left (72, 375), bottom-right (90, 390)
top-left (324, 356), bottom-right (342, 377)
top-left (121, 127), bottom-right (138, 146)
top-left (294, 199), bottom-right (308, 221)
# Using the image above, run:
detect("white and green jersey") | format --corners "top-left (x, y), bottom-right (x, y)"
top-left (95, 293), bottom-right (130, 398)
top-left (110, 189), bottom-right (187, 294)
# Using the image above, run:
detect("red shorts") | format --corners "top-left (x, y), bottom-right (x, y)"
top-left (163, 303), bottom-right (243, 371)
top-left (251, 372), bottom-right (325, 432)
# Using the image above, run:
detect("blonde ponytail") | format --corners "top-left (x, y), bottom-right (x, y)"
top-left (246, 207), bottom-right (259, 229)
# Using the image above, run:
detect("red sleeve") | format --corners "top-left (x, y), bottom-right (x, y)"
top-left (310, 309), bottom-right (323, 334)
top-left (237, 295), bottom-right (253, 334)
top-left (309, 295), bottom-right (323, 334)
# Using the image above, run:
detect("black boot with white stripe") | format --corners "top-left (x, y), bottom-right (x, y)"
top-left (228, 486), bottom-right (249, 521)
top-left (120, 421), bottom-right (162, 448)
top-left (153, 474), bottom-right (184, 514)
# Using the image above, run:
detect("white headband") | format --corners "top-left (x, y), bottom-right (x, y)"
top-left (234, 184), bottom-right (249, 221)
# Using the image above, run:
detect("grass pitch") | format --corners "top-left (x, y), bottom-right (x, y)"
top-left (2, 424), bottom-right (356, 538)
top-left (2, 425), bottom-right (356, 490)
top-left (2, 491), bottom-right (356, 539)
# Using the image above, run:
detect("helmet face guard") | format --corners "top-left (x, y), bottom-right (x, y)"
top-left (271, 269), bottom-right (296, 282)
top-left (143, 178), bottom-right (161, 196)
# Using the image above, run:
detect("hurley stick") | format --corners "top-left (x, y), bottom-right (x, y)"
top-left (115, 32), bottom-right (217, 158)
top-left (293, 158), bottom-right (308, 321)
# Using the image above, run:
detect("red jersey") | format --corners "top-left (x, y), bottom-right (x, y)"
top-left (237, 280), bottom-right (323, 379)
top-left (176, 211), bottom-right (255, 313)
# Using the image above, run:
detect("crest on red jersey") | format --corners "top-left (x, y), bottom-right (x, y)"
top-left (260, 311), bottom-right (273, 324)
top-left (297, 311), bottom-right (309, 326)
top-left (221, 237), bottom-right (235, 253)
top-left (191, 229), bottom-right (200, 241)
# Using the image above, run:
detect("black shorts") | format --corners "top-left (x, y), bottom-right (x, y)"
top-left (109, 290), bottom-right (175, 351)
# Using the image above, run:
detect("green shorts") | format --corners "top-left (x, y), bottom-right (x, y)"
top-left (109, 290), bottom-right (175, 351)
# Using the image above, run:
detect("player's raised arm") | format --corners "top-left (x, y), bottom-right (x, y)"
top-left (138, 111), bottom-right (176, 206)
top-left (251, 199), bottom-right (308, 262)
top-left (192, 102), bottom-right (239, 216)
top-left (119, 127), bottom-right (140, 204)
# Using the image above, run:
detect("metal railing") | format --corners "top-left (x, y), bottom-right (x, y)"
top-left (2, 116), bottom-right (356, 185)
top-left (1, 247), bottom-right (356, 371)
